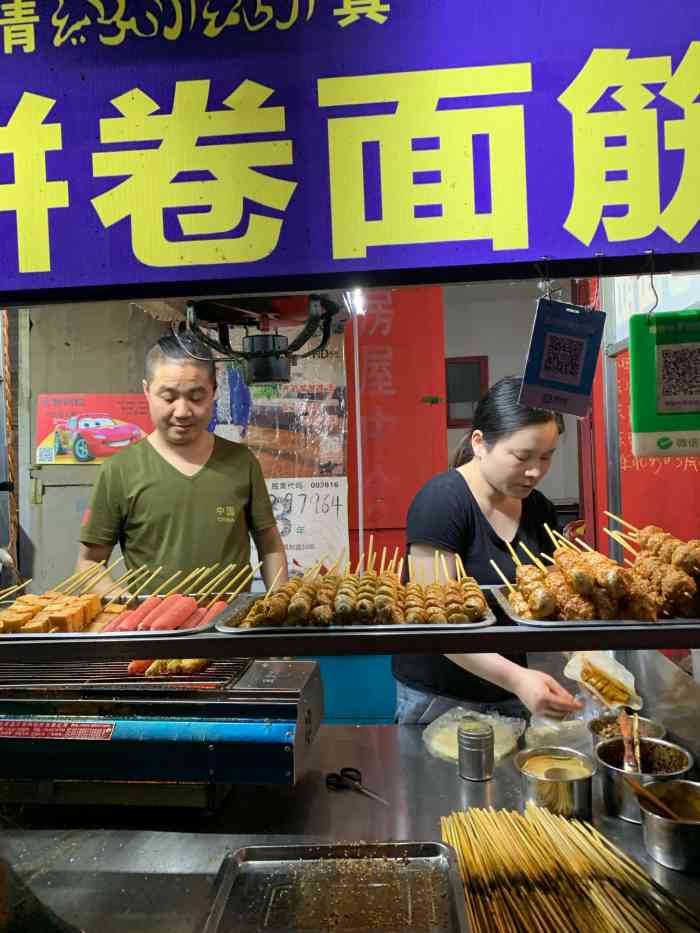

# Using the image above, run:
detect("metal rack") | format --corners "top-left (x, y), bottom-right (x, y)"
top-left (0, 621), bottom-right (699, 661)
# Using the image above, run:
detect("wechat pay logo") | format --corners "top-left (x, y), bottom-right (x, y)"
top-left (657, 437), bottom-right (673, 451)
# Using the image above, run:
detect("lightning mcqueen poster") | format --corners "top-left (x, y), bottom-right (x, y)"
top-left (36, 394), bottom-right (154, 465)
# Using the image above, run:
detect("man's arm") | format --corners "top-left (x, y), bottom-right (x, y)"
top-left (252, 525), bottom-right (288, 590)
top-left (76, 542), bottom-right (121, 597)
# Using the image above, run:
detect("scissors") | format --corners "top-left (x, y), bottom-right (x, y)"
top-left (325, 767), bottom-right (389, 806)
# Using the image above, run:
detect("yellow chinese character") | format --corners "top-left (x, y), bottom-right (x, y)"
top-left (333, 0), bottom-right (389, 27)
top-left (558, 49), bottom-right (671, 245)
top-left (318, 65), bottom-right (531, 259)
top-left (659, 41), bottom-right (700, 243)
top-left (0, 0), bottom-right (39, 53)
top-left (91, 79), bottom-right (297, 267)
top-left (0, 93), bottom-right (69, 272)
top-left (225, 505), bottom-right (236, 517)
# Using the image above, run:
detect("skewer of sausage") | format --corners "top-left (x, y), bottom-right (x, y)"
top-left (147, 567), bottom-right (220, 631)
top-left (100, 567), bottom-right (158, 630)
top-left (128, 567), bottom-right (204, 631)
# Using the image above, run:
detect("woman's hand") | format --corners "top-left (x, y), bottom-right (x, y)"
top-left (514, 669), bottom-right (582, 717)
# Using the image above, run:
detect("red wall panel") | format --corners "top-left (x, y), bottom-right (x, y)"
top-left (345, 287), bottom-right (448, 564)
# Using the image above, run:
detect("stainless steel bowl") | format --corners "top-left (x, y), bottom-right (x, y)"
top-left (514, 745), bottom-right (596, 820)
top-left (587, 714), bottom-right (666, 747)
top-left (595, 737), bottom-right (694, 824)
top-left (640, 780), bottom-right (700, 873)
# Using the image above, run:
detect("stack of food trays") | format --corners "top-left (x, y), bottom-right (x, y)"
top-left (492, 517), bottom-right (700, 627)
top-left (0, 560), bottom-right (256, 638)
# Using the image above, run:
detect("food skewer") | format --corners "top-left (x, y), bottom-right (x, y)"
top-left (518, 541), bottom-right (547, 572)
top-left (0, 578), bottom-right (33, 601)
top-left (388, 546), bottom-right (399, 574)
top-left (123, 566), bottom-right (163, 607)
top-left (505, 539), bottom-right (521, 566)
top-left (440, 553), bottom-right (452, 583)
top-left (264, 565), bottom-right (286, 603)
top-left (226, 561), bottom-right (264, 603)
top-left (76, 557), bottom-right (126, 594)
top-left (604, 510), bottom-right (640, 533)
top-left (102, 566), bottom-right (151, 609)
top-left (63, 562), bottom-right (107, 595)
top-left (102, 567), bottom-right (146, 597)
top-left (553, 528), bottom-right (580, 550)
top-left (52, 565), bottom-right (98, 593)
top-left (489, 559), bottom-right (513, 593)
top-left (603, 527), bottom-right (639, 556)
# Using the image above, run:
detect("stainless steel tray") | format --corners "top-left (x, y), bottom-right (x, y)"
top-left (0, 594), bottom-right (218, 640)
top-left (200, 842), bottom-right (469, 933)
top-left (492, 585), bottom-right (696, 627)
top-left (214, 592), bottom-right (496, 635)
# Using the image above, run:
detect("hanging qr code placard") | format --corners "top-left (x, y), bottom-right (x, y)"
top-left (630, 310), bottom-right (700, 457)
top-left (519, 298), bottom-right (606, 417)
top-left (656, 341), bottom-right (700, 414)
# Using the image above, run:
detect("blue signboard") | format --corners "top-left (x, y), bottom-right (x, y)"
top-left (0, 1), bottom-right (698, 295)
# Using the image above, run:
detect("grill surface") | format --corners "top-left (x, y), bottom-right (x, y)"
top-left (0, 658), bottom-right (252, 692)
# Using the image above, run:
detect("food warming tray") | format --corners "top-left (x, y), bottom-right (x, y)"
top-left (492, 585), bottom-right (695, 627)
top-left (214, 592), bottom-right (496, 635)
top-left (199, 842), bottom-right (469, 933)
top-left (0, 595), bottom-right (219, 640)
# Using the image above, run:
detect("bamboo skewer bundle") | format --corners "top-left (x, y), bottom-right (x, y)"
top-left (442, 806), bottom-right (700, 933)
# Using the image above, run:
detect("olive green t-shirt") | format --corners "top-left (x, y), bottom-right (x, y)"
top-left (80, 435), bottom-right (275, 590)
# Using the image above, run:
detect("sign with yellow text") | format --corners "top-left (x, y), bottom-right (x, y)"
top-left (0, 2), bottom-right (698, 297)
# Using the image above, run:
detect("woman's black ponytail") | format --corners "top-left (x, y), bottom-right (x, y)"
top-left (451, 376), bottom-right (563, 469)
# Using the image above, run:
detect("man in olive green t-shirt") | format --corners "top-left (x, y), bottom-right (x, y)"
top-left (77, 333), bottom-right (288, 595)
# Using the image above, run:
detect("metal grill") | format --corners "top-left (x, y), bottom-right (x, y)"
top-left (0, 657), bottom-right (252, 691)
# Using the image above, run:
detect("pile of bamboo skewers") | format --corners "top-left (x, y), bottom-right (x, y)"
top-left (442, 806), bottom-right (700, 933)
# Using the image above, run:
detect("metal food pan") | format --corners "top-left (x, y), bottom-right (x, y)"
top-left (214, 592), bottom-right (496, 635)
top-left (492, 585), bottom-right (695, 627)
top-left (200, 842), bottom-right (469, 933)
top-left (0, 594), bottom-right (220, 640)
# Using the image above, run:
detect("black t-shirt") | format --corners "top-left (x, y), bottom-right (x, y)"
top-left (392, 469), bottom-right (558, 704)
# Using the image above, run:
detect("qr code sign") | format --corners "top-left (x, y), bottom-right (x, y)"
top-left (657, 341), bottom-right (700, 414)
top-left (539, 332), bottom-right (586, 386)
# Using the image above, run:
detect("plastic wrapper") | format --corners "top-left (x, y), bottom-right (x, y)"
top-left (422, 706), bottom-right (526, 763)
top-left (524, 716), bottom-right (593, 753)
top-left (564, 650), bottom-right (643, 710)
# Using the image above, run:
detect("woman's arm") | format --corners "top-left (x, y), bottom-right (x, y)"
top-left (410, 543), bottom-right (581, 716)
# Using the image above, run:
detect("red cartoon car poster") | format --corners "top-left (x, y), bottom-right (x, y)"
top-left (36, 395), bottom-right (154, 465)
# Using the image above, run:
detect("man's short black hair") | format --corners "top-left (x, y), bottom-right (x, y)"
top-left (145, 333), bottom-right (217, 387)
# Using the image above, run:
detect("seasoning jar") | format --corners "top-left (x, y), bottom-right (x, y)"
top-left (458, 719), bottom-right (495, 782)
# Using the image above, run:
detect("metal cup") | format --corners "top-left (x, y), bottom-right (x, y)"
top-left (514, 745), bottom-right (596, 820)
top-left (458, 720), bottom-right (494, 782)
top-left (595, 737), bottom-right (694, 824)
top-left (640, 780), bottom-right (700, 873)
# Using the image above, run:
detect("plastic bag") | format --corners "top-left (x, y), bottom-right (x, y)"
top-left (525, 716), bottom-right (593, 753)
top-left (564, 651), bottom-right (642, 710)
top-left (422, 706), bottom-right (526, 763)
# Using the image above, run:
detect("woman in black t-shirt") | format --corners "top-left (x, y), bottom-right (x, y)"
top-left (394, 376), bottom-right (582, 724)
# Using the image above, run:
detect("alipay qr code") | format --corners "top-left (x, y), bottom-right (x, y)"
top-left (656, 342), bottom-right (700, 414)
top-left (538, 332), bottom-right (587, 386)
